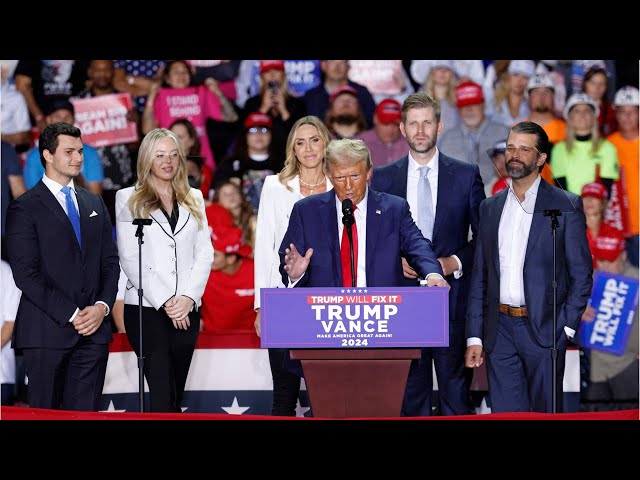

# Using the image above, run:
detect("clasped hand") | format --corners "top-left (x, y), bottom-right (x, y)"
top-left (73, 305), bottom-right (105, 336)
top-left (164, 296), bottom-right (194, 330)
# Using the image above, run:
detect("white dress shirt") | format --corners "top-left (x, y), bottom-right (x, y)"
top-left (1, 82), bottom-right (31, 135)
top-left (42, 174), bottom-right (110, 322)
top-left (406, 150), bottom-right (462, 277)
top-left (498, 176), bottom-right (540, 306)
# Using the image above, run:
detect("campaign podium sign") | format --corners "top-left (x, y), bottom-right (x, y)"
top-left (579, 271), bottom-right (638, 355)
top-left (261, 286), bottom-right (448, 417)
top-left (260, 286), bottom-right (449, 349)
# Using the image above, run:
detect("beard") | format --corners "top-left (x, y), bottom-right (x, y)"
top-left (506, 159), bottom-right (538, 179)
top-left (333, 114), bottom-right (358, 125)
top-left (407, 135), bottom-right (437, 154)
top-left (532, 105), bottom-right (552, 113)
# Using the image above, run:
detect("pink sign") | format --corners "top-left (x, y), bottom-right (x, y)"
top-left (71, 93), bottom-right (138, 147)
top-left (348, 60), bottom-right (405, 95)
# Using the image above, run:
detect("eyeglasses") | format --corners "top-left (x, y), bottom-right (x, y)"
top-left (154, 152), bottom-right (180, 162)
top-left (505, 145), bottom-right (540, 156)
top-left (248, 127), bottom-right (269, 134)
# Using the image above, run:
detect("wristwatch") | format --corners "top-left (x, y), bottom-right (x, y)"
top-left (127, 75), bottom-right (135, 86)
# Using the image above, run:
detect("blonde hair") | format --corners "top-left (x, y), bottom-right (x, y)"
top-left (493, 73), bottom-right (511, 112)
top-left (128, 128), bottom-right (204, 228)
top-left (278, 116), bottom-right (332, 191)
top-left (326, 138), bottom-right (372, 172)
top-left (423, 68), bottom-right (457, 106)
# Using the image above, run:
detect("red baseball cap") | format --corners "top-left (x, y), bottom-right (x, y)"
top-left (213, 225), bottom-right (252, 257)
top-left (375, 98), bottom-right (402, 124)
top-left (455, 81), bottom-right (484, 108)
top-left (329, 84), bottom-right (358, 104)
top-left (259, 60), bottom-right (285, 74)
top-left (244, 112), bottom-right (273, 130)
top-left (581, 182), bottom-right (608, 200)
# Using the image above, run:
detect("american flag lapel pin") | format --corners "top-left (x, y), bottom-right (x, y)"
top-left (376, 209), bottom-right (381, 215)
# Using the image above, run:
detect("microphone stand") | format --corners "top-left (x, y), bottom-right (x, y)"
top-left (132, 218), bottom-right (152, 412)
top-left (543, 209), bottom-right (561, 414)
top-left (342, 212), bottom-right (356, 288)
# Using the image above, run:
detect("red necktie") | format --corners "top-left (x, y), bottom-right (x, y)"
top-left (341, 205), bottom-right (358, 287)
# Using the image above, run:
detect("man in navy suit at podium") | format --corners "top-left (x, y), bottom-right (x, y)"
top-left (279, 138), bottom-right (447, 291)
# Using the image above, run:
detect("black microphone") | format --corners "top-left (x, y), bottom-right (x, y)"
top-left (133, 218), bottom-right (152, 238)
top-left (341, 199), bottom-right (356, 287)
top-left (342, 198), bottom-right (354, 227)
top-left (132, 218), bottom-right (153, 226)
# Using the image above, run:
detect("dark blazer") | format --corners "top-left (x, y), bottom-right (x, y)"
top-left (6, 180), bottom-right (120, 349)
top-left (278, 187), bottom-right (443, 287)
top-left (466, 179), bottom-right (593, 352)
top-left (370, 153), bottom-right (485, 324)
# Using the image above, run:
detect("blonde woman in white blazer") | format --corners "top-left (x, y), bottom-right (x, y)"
top-left (115, 128), bottom-right (213, 412)
top-left (254, 116), bottom-right (333, 416)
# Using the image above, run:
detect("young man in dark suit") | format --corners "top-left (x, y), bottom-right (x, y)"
top-left (5, 122), bottom-right (119, 411)
top-left (371, 92), bottom-right (486, 416)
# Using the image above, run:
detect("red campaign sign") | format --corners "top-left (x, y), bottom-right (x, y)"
top-left (604, 165), bottom-right (631, 237)
top-left (71, 93), bottom-right (138, 147)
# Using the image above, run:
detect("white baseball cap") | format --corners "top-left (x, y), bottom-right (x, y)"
top-left (508, 60), bottom-right (535, 78)
top-left (563, 93), bottom-right (599, 120)
top-left (614, 86), bottom-right (639, 107)
top-left (431, 60), bottom-right (455, 72)
top-left (527, 74), bottom-right (555, 93)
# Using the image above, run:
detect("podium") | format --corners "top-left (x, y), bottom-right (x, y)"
top-left (290, 348), bottom-right (421, 418)
top-left (261, 287), bottom-right (448, 418)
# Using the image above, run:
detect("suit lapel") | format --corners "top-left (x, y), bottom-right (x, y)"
top-left (150, 209), bottom-right (173, 238)
top-left (491, 190), bottom-right (508, 275)
top-left (317, 192), bottom-right (341, 282)
top-left (433, 156), bottom-right (453, 240)
top-left (525, 181), bottom-right (550, 262)
top-left (366, 190), bottom-right (382, 276)
top-left (391, 157), bottom-right (409, 198)
top-left (76, 188), bottom-right (92, 260)
top-left (34, 182), bottom-right (81, 252)
top-left (174, 203), bottom-right (191, 236)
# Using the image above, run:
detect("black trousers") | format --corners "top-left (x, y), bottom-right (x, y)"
top-left (268, 348), bottom-right (301, 416)
top-left (22, 337), bottom-right (108, 411)
top-left (124, 305), bottom-right (199, 412)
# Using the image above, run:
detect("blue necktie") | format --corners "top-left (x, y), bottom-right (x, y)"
top-left (61, 186), bottom-right (81, 249)
top-left (417, 166), bottom-right (434, 241)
